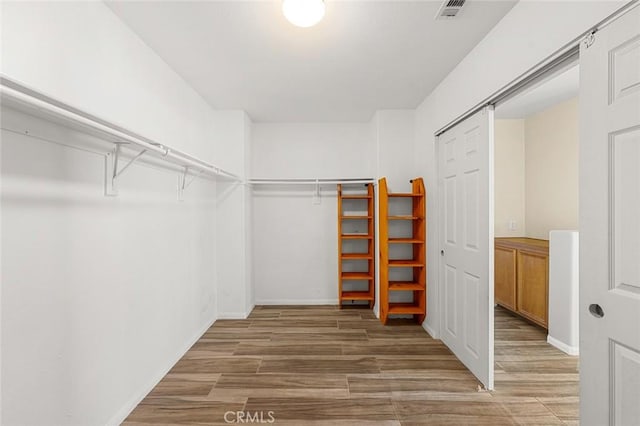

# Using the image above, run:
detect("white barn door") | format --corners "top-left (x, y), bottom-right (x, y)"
top-left (580, 6), bottom-right (640, 425)
top-left (438, 107), bottom-right (494, 389)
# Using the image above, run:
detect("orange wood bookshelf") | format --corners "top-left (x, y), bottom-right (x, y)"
top-left (338, 183), bottom-right (375, 308)
top-left (379, 177), bottom-right (426, 324)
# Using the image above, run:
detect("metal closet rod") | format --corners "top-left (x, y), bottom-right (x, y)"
top-left (249, 178), bottom-right (375, 185)
top-left (0, 76), bottom-right (241, 182)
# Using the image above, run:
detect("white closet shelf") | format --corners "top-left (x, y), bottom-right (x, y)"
top-left (249, 178), bottom-right (375, 185)
top-left (0, 75), bottom-right (241, 197)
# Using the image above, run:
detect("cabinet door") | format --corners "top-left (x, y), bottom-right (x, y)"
top-left (495, 247), bottom-right (517, 311)
top-left (516, 250), bottom-right (548, 327)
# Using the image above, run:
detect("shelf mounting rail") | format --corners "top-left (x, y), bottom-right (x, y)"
top-left (249, 178), bottom-right (375, 185)
top-left (249, 177), bottom-right (376, 205)
top-left (0, 75), bottom-right (242, 199)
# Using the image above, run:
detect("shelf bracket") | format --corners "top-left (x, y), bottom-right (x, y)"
top-left (105, 144), bottom-right (147, 196)
top-left (312, 178), bottom-right (321, 205)
top-left (177, 167), bottom-right (188, 201)
top-left (177, 167), bottom-right (204, 201)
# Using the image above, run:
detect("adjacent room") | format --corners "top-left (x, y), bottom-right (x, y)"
top-left (493, 64), bottom-right (581, 418)
top-left (1, 1), bottom-right (639, 425)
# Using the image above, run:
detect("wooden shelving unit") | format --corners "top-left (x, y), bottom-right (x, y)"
top-left (338, 183), bottom-right (375, 308)
top-left (379, 177), bottom-right (426, 324)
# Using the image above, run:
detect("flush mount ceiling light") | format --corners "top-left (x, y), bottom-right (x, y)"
top-left (282, 0), bottom-right (325, 28)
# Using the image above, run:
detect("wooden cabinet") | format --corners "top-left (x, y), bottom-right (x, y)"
top-left (495, 246), bottom-right (517, 311)
top-left (495, 238), bottom-right (549, 328)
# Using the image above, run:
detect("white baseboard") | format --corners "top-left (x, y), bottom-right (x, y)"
top-left (423, 322), bottom-right (438, 339)
top-left (217, 304), bottom-right (256, 319)
top-left (547, 335), bottom-right (579, 356)
top-left (217, 311), bottom-right (251, 319)
top-left (255, 299), bottom-right (338, 305)
top-left (106, 314), bottom-right (217, 426)
top-left (246, 303), bottom-right (256, 316)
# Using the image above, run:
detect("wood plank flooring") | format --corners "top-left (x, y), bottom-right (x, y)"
top-left (124, 305), bottom-right (578, 425)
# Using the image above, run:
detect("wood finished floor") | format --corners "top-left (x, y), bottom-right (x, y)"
top-left (124, 306), bottom-right (578, 425)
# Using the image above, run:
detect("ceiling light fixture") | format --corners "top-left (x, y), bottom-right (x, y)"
top-left (282, 0), bottom-right (325, 28)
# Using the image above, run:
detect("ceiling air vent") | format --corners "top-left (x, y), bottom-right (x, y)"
top-left (436, 0), bottom-right (466, 19)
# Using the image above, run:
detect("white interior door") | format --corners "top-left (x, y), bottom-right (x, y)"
top-left (438, 107), bottom-right (494, 389)
top-left (580, 5), bottom-right (640, 425)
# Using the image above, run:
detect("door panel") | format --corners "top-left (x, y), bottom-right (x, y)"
top-left (464, 170), bottom-right (480, 250)
top-left (464, 272), bottom-right (480, 357)
top-left (580, 6), bottom-right (640, 425)
top-left (445, 175), bottom-right (457, 244)
top-left (612, 342), bottom-right (640, 425)
top-left (438, 107), bottom-right (494, 389)
top-left (445, 264), bottom-right (458, 337)
top-left (613, 128), bottom-right (640, 294)
top-left (610, 35), bottom-right (640, 103)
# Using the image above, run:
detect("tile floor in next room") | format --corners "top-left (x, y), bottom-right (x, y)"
top-left (125, 305), bottom-right (579, 425)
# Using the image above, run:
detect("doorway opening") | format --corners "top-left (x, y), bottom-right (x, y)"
top-left (492, 63), bottom-right (580, 421)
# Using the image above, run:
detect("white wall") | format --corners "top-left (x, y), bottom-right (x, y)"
top-left (244, 117), bottom-right (255, 315)
top-left (214, 111), bottom-right (253, 318)
top-left (251, 123), bottom-right (374, 304)
top-left (525, 97), bottom-right (579, 239)
top-left (414, 1), bottom-right (625, 337)
top-left (494, 119), bottom-right (525, 237)
top-left (494, 98), bottom-right (579, 240)
top-left (212, 111), bottom-right (251, 177)
top-left (249, 113), bottom-right (417, 307)
top-left (374, 110), bottom-right (417, 189)
top-left (251, 123), bottom-right (374, 179)
top-left (0, 1), bottom-right (216, 163)
top-left (372, 110), bottom-right (417, 312)
top-left (0, 1), bottom-right (249, 424)
top-left (217, 180), bottom-right (252, 317)
top-left (1, 110), bottom-right (218, 426)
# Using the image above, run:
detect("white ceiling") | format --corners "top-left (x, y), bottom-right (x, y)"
top-left (106, 1), bottom-right (516, 122)
top-left (495, 65), bottom-right (580, 119)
